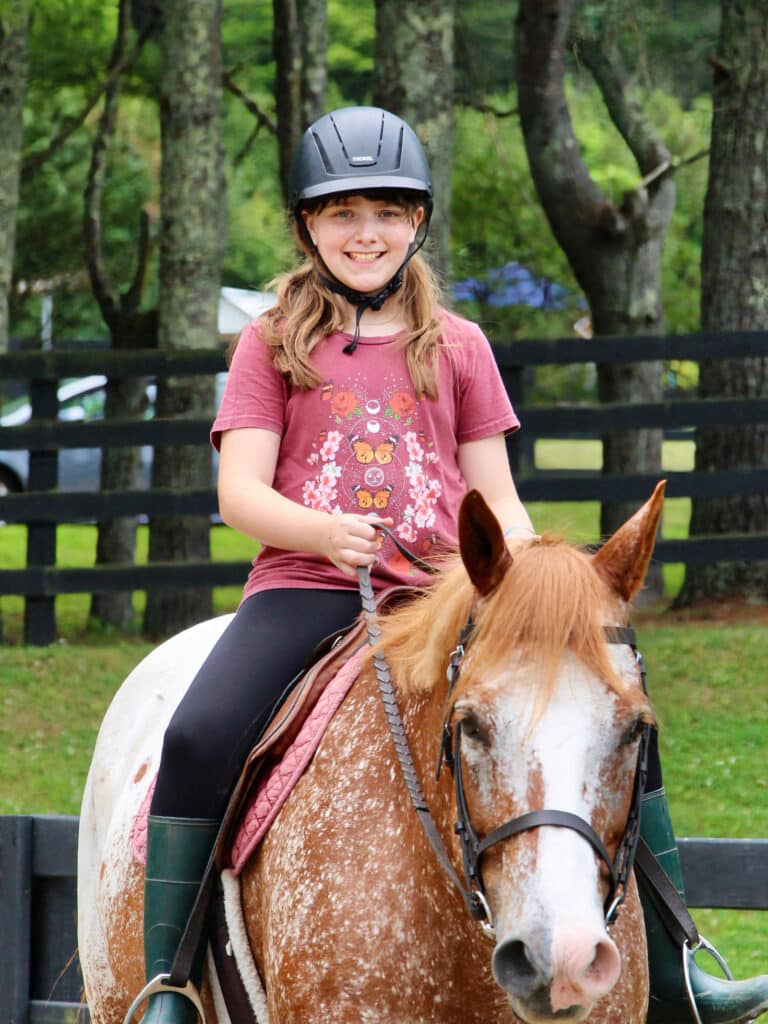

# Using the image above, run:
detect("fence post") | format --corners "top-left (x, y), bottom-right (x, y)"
top-left (0, 816), bottom-right (33, 1024)
top-left (24, 379), bottom-right (58, 646)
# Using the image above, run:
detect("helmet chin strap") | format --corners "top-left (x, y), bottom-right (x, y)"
top-left (317, 267), bottom-right (406, 354)
top-left (307, 217), bottom-right (430, 355)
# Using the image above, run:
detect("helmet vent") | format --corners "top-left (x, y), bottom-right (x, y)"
top-left (311, 130), bottom-right (334, 174)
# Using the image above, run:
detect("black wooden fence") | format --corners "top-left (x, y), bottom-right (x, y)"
top-left (0, 814), bottom-right (766, 1024)
top-left (2, 331), bottom-right (768, 645)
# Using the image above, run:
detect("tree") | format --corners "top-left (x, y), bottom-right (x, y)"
top-left (142, 0), bottom-right (224, 638)
top-left (272, 0), bottom-right (327, 200)
top-left (675, 1), bottom-right (768, 606)
top-left (0, 0), bottom-right (30, 353)
top-left (515, 1), bottom-right (674, 579)
top-left (84, 0), bottom-right (156, 630)
top-left (373, 0), bottom-right (455, 286)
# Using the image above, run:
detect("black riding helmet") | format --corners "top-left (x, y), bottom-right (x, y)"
top-left (288, 106), bottom-right (434, 353)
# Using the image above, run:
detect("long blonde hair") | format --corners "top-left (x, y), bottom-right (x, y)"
top-left (248, 194), bottom-right (445, 399)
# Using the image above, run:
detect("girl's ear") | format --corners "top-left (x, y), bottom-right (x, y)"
top-left (459, 489), bottom-right (512, 596)
top-left (408, 205), bottom-right (425, 244)
top-left (301, 208), bottom-right (317, 246)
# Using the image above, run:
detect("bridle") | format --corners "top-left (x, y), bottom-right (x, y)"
top-left (358, 564), bottom-right (651, 940)
top-left (439, 614), bottom-right (651, 937)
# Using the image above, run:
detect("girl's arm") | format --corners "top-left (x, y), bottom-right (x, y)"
top-left (217, 427), bottom-right (390, 576)
top-left (457, 433), bottom-right (537, 540)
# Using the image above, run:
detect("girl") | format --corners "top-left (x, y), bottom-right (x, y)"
top-left (134, 106), bottom-right (768, 1024)
top-left (136, 105), bottom-right (533, 1024)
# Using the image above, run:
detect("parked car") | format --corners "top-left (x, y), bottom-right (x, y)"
top-left (0, 374), bottom-right (226, 498)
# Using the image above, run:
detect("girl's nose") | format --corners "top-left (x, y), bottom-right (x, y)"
top-left (353, 213), bottom-right (380, 241)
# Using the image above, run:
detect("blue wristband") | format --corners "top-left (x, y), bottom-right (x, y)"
top-left (503, 524), bottom-right (537, 538)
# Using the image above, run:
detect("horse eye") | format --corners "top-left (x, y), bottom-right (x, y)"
top-left (459, 711), bottom-right (489, 746)
top-left (621, 717), bottom-right (648, 747)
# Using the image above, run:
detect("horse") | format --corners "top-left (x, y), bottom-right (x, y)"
top-left (78, 482), bottom-right (665, 1024)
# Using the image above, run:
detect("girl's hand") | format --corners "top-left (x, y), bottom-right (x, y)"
top-left (323, 513), bottom-right (393, 577)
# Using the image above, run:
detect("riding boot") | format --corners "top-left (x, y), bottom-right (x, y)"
top-left (140, 815), bottom-right (219, 1024)
top-left (640, 788), bottom-right (768, 1024)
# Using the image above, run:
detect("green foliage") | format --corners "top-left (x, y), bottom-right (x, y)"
top-left (450, 102), bottom-right (585, 349)
top-left (326, 0), bottom-right (374, 104)
top-left (9, 0), bottom-right (713, 357)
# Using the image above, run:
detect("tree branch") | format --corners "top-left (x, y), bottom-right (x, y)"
top-left (122, 207), bottom-right (154, 312)
top-left (21, 16), bottom-right (152, 181)
top-left (574, 31), bottom-right (671, 179)
top-left (83, 0), bottom-right (132, 328)
top-left (222, 69), bottom-right (277, 135)
top-left (516, 0), bottom-right (613, 252)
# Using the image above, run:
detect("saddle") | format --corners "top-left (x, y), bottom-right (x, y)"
top-left (215, 584), bottom-right (416, 869)
top-left (165, 584), bottom-right (418, 1022)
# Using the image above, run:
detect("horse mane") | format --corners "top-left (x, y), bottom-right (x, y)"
top-left (373, 535), bottom-right (634, 709)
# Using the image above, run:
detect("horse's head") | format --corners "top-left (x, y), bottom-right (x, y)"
top-left (444, 483), bottom-right (664, 1023)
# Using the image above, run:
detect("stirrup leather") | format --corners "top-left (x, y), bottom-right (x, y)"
top-left (122, 973), bottom-right (206, 1024)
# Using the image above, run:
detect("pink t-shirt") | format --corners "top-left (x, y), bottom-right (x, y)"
top-left (211, 309), bottom-right (519, 597)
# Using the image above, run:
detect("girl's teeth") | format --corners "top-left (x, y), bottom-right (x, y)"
top-left (349, 253), bottom-right (379, 262)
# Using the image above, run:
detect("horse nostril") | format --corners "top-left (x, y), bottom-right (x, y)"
top-left (492, 938), bottom-right (545, 998)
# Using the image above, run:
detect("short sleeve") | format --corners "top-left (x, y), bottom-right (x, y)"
top-left (210, 320), bottom-right (288, 451)
top-left (444, 315), bottom-right (519, 443)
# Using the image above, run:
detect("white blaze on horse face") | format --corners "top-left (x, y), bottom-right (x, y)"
top-left (458, 647), bottom-right (639, 1018)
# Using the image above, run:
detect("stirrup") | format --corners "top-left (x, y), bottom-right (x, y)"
top-left (123, 973), bottom-right (206, 1024)
top-left (682, 936), bottom-right (758, 1024)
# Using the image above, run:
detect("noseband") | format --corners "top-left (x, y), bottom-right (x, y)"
top-left (358, 566), bottom-right (651, 940)
top-left (440, 619), bottom-right (651, 936)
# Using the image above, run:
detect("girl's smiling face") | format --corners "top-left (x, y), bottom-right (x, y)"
top-left (302, 194), bottom-right (425, 295)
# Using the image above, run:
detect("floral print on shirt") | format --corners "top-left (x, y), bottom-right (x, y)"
top-left (302, 377), bottom-right (443, 560)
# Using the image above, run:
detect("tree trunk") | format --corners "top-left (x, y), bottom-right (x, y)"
top-left (273, 0), bottom-right (327, 202)
top-left (89, 314), bottom-right (156, 630)
top-left (0, 3), bottom-right (30, 641)
top-left (298, 0), bottom-right (327, 126)
top-left (143, 0), bottom-right (223, 639)
top-left (373, 0), bottom-right (455, 287)
top-left (84, 0), bottom-right (155, 631)
top-left (675, 1), bottom-right (768, 606)
top-left (273, 0), bottom-right (302, 203)
top-left (515, 1), bottom-right (674, 598)
top-left (0, 2), bottom-right (29, 354)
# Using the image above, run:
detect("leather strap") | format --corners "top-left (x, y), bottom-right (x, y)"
top-left (358, 566), bottom-right (467, 899)
top-left (634, 837), bottom-right (700, 948)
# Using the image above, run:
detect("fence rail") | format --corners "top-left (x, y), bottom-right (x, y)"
top-left (0, 814), bottom-right (765, 1024)
top-left (2, 331), bottom-right (768, 644)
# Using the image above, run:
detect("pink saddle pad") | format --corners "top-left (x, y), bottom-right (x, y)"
top-left (130, 649), bottom-right (363, 875)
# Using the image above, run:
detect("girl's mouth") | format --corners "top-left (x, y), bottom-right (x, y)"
top-left (346, 252), bottom-right (383, 263)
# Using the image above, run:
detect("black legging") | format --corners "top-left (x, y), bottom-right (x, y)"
top-left (150, 588), bottom-right (362, 819)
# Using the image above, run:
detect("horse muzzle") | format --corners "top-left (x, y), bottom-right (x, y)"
top-left (493, 923), bottom-right (621, 1023)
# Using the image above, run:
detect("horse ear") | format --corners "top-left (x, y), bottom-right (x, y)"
top-left (592, 480), bottom-right (666, 602)
top-left (459, 489), bottom-right (512, 596)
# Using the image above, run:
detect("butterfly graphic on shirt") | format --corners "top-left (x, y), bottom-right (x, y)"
top-left (353, 484), bottom-right (394, 510)
top-left (349, 433), bottom-right (398, 465)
